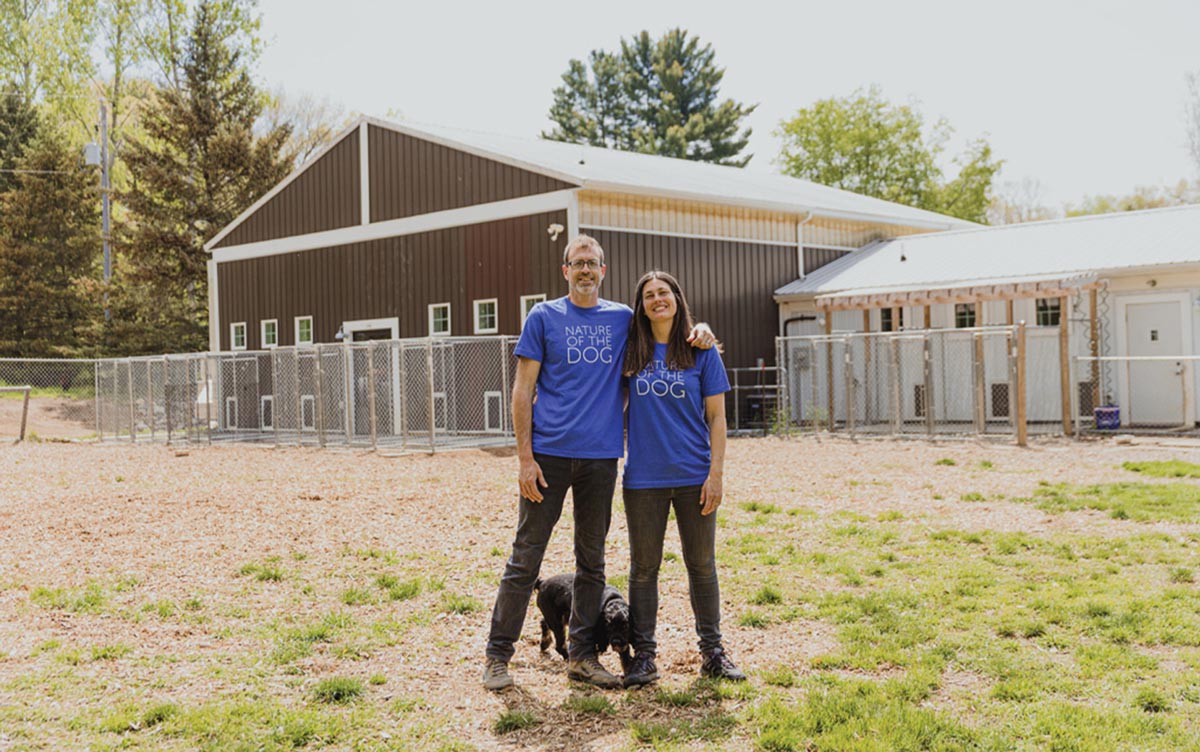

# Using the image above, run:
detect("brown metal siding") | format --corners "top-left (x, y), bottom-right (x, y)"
top-left (367, 125), bottom-right (577, 222)
top-left (584, 229), bottom-right (797, 370)
top-left (213, 133), bottom-right (361, 249)
top-left (217, 210), bottom-right (567, 350)
top-left (804, 247), bottom-right (851, 275)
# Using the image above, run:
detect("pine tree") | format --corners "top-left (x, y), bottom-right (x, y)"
top-left (0, 85), bottom-right (40, 195)
top-left (0, 126), bottom-right (100, 358)
top-left (544, 29), bottom-right (755, 167)
top-left (110, 0), bottom-right (290, 355)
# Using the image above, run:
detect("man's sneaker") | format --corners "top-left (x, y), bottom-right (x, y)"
top-left (482, 658), bottom-right (513, 691)
top-left (567, 656), bottom-right (622, 689)
top-left (700, 647), bottom-right (746, 681)
top-left (623, 651), bottom-right (659, 688)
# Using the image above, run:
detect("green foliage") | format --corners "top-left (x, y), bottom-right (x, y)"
top-left (563, 694), bottom-right (615, 715)
top-left (101, 0), bottom-right (290, 355)
top-left (0, 123), bottom-right (100, 357)
top-left (310, 676), bottom-right (363, 704)
top-left (775, 85), bottom-right (1002, 223)
top-left (751, 585), bottom-right (783, 605)
top-left (440, 592), bottom-right (481, 615)
top-left (1066, 180), bottom-right (1200, 217)
top-left (1018, 482), bottom-right (1200, 523)
top-left (1122, 460), bottom-right (1200, 478)
top-left (493, 710), bottom-right (540, 734)
top-left (544, 28), bottom-right (755, 166)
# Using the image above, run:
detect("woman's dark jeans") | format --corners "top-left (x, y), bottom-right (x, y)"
top-left (623, 484), bottom-right (722, 655)
top-left (486, 454), bottom-right (617, 663)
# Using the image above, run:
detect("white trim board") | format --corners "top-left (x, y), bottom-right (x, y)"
top-left (359, 122), bottom-right (370, 226)
top-left (211, 189), bottom-right (576, 263)
top-left (580, 223), bottom-right (800, 249)
top-left (342, 317), bottom-right (400, 339)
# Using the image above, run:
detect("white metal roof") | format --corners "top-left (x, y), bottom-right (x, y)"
top-left (368, 118), bottom-right (975, 230)
top-left (775, 204), bottom-right (1200, 299)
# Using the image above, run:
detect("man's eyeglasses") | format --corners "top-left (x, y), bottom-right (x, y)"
top-left (567, 259), bottom-right (602, 270)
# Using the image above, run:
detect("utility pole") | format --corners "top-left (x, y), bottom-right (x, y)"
top-left (100, 100), bottom-right (112, 321)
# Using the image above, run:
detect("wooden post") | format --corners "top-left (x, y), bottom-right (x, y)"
top-left (974, 333), bottom-right (986, 433)
top-left (1015, 321), bottom-right (1028, 447)
top-left (18, 387), bottom-right (30, 441)
top-left (923, 332), bottom-right (935, 435)
top-left (1089, 289), bottom-right (1100, 412)
top-left (862, 310), bottom-right (873, 424)
top-left (1059, 295), bottom-right (1072, 435)
top-left (825, 312), bottom-right (835, 432)
top-left (890, 336), bottom-right (902, 434)
top-left (924, 305), bottom-right (932, 329)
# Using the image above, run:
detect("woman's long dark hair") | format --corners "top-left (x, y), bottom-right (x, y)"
top-left (623, 271), bottom-right (696, 377)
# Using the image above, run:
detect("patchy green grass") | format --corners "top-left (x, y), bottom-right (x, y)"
top-left (1016, 482), bottom-right (1200, 522)
top-left (1122, 460), bottom-right (1200, 478)
top-left (311, 676), bottom-right (364, 704)
top-left (494, 710), bottom-right (541, 734)
top-left (563, 694), bottom-right (615, 715)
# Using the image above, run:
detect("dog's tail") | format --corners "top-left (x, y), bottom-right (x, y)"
top-left (533, 577), bottom-right (543, 593)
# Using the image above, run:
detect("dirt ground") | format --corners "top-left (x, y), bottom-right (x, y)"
top-left (0, 396), bottom-right (95, 440)
top-left (0, 435), bottom-right (1198, 749)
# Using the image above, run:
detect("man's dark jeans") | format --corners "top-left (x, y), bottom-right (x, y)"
top-left (623, 484), bottom-right (722, 656)
top-left (486, 454), bottom-right (617, 663)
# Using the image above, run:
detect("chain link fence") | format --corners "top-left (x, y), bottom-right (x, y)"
top-left (0, 358), bottom-right (98, 441)
top-left (85, 337), bottom-right (520, 452)
top-left (776, 325), bottom-right (1072, 441)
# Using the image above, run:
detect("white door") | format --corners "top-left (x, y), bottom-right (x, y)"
top-left (1125, 301), bottom-right (1184, 425)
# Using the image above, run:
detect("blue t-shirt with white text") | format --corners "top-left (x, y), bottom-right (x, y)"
top-left (623, 343), bottom-right (731, 489)
top-left (514, 297), bottom-right (632, 459)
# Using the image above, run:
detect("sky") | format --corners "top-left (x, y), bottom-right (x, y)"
top-left (255, 0), bottom-right (1200, 209)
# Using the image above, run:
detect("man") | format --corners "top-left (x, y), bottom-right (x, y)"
top-left (482, 234), bottom-right (711, 691)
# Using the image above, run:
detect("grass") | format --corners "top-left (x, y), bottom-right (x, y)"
top-left (563, 694), bottom-right (615, 715)
top-left (1122, 459), bottom-right (1200, 478)
top-left (311, 676), bottom-right (364, 704)
top-left (1016, 481), bottom-right (1200, 522)
top-left (494, 710), bottom-right (540, 734)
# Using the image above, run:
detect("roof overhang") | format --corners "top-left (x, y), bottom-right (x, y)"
top-left (811, 272), bottom-right (1104, 311)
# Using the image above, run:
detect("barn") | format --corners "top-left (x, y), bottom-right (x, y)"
top-left (205, 116), bottom-right (971, 374)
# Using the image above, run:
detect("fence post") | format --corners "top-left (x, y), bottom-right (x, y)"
top-left (973, 333), bottom-right (986, 434)
top-left (1015, 321), bottom-right (1028, 446)
top-left (204, 356), bottom-right (212, 445)
top-left (843, 344), bottom-right (855, 436)
top-left (94, 361), bottom-right (101, 440)
top-left (775, 337), bottom-right (786, 434)
top-left (890, 336), bottom-right (902, 435)
top-left (342, 340), bottom-right (352, 446)
top-left (315, 347), bottom-right (326, 447)
top-left (427, 338), bottom-right (436, 454)
top-left (368, 340), bottom-right (378, 451)
top-left (271, 349), bottom-right (280, 447)
top-left (500, 337), bottom-right (510, 435)
top-left (732, 368), bottom-right (740, 432)
top-left (146, 360), bottom-right (154, 441)
top-left (923, 333), bottom-right (935, 436)
top-left (126, 361), bottom-right (136, 443)
top-left (18, 386), bottom-right (30, 441)
top-left (400, 342), bottom-right (408, 451)
top-left (1058, 295), bottom-right (1072, 436)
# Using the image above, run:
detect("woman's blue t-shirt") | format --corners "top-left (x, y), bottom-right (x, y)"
top-left (624, 342), bottom-right (731, 489)
top-left (514, 297), bottom-right (632, 459)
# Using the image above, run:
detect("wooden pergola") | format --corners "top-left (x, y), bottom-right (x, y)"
top-left (813, 273), bottom-right (1106, 439)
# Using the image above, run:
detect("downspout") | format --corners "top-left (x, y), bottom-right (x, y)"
top-left (796, 211), bottom-right (814, 279)
top-left (780, 313), bottom-right (818, 338)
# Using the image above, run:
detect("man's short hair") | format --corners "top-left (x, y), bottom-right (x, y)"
top-left (562, 234), bottom-right (605, 266)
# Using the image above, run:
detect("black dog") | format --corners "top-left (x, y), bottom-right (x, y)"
top-left (534, 574), bottom-right (633, 672)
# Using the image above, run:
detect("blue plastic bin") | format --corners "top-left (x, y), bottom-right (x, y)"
top-left (1094, 406), bottom-right (1120, 430)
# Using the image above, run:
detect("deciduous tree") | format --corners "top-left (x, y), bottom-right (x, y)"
top-left (775, 86), bottom-right (1002, 223)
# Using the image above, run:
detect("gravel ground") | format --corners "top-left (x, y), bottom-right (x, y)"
top-left (0, 434), bottom-right (1197, 749)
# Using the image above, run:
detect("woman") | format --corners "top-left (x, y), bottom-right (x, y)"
top-left (620, 271), bottom-right (745, 687)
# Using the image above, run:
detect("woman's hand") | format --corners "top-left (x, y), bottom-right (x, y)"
top-left (700, 472), bottom-right (723, 515)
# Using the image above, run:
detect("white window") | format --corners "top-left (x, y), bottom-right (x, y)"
top-left (428, 303), bottom-right (451, 337)
top-left (520, 294), bottom-right (546, 328)
top-left (261, 319), bottom-right (278, 349)
top-left (295, 315), bottom-right (314, 346)
top-left (230, 322), bottom-right (247, 351)
top-left (474, 298), bottom-right (498, 334)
